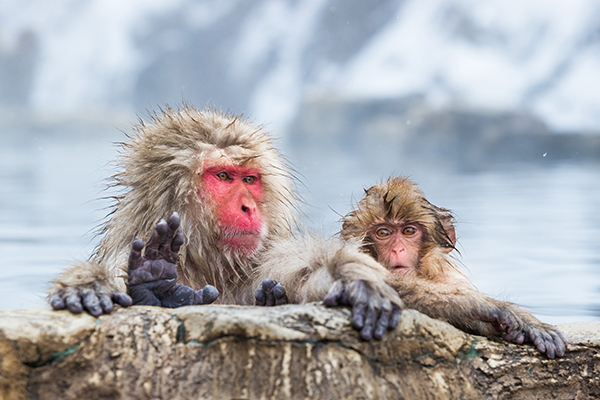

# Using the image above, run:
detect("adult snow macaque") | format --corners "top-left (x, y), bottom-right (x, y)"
top-left (340, 177), bottom-right (567, 358)
top-left (48, 106), bottom-right (402, 341)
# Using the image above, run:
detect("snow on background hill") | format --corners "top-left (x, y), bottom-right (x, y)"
top-left (1, 0), bottom-right (599, 133)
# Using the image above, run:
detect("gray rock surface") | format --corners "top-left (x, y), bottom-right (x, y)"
top-left (0, 304), bottom-right (598, 399)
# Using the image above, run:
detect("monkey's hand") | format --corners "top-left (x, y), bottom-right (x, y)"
top-left (49, 277), bottom-right (132, 317)
top-left (255, 278), bottom-right (288, 306)
top-left (478, 306), bottom-right (567, 358)
top-left (323, 279), bottom-right (402, 341)
top-left (127, 213), bottom-right (219, 307)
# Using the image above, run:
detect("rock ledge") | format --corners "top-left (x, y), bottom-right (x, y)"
top-left (0, 304), bottom-right (598, 399)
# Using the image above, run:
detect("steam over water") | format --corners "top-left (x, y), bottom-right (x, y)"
top-left (1, 125), bottom-right (599, 324)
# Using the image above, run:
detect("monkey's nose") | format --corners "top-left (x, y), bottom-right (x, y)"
top-left (241, 204), bottom-right (255, 216)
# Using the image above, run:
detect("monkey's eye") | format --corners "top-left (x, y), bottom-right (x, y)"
top-left (402, 226), bottom-right (417, 236)
top-left (243, 176), bottom-right (256, 184)
top-left (216, 172), bottom-right (231, 181)
top-left (375, 227), bottom-right (392, 238)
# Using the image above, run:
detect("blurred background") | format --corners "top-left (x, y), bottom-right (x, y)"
top-left (1, 0), bottom-right (599, 323)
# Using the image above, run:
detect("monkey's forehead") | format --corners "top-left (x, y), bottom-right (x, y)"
top-left (201, 148), bottom-right (264, 167)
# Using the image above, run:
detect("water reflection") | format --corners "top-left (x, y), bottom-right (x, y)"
top-left (1, 127), bottom-right (598, 324)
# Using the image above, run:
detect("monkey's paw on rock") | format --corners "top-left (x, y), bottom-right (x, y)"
top-left (0, 305), bottom-right (598, 400)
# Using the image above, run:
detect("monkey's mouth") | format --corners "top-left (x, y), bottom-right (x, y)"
top-left (220, 231), bottom-right (263, 254)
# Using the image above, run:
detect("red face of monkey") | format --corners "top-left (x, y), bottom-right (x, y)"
top-left (369, 222), bottom-right (423, 275)
top-left (202, 164), bottom-right (265, 255)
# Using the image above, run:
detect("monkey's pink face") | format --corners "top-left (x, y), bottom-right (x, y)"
top-left (201, 164), bottom-right (265, 256)
top-left (370, 223), bottom-right (423, 275)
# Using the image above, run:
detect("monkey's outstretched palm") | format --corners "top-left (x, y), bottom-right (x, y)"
top-left (128, 213), bottom-right (219, 307)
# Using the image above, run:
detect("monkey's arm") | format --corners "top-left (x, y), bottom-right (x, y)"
top-left (48, 261), bottom-right (132, 316)
top-left (256, 235), bottom-right (403, 340)
top-left (127, 214), bottom-right (219, 308)
top-left (398, 273), bottom-right (567, 358)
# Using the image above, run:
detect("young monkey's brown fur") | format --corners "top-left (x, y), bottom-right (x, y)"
top-left (341, 177), bottom-right (567, 358)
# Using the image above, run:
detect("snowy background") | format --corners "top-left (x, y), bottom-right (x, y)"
top-left (1, 0), bottom-right (600, 132)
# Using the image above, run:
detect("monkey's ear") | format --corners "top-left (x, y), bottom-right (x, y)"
top-left (342, 221), bottom-right (348, 230)
top-left (441, 217), bottom-right (456, 253)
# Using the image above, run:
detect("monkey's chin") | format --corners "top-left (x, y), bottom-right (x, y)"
top-left (219, 234), bottom-right (262, 256)
top-left (390, 266), bottom-right (411, 276)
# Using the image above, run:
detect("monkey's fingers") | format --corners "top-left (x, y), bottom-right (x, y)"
top-left (98, 293), bottom-right (114, 314)
top-left (49, 291), bottom-right (66, 310)
top-left (112, 292), bottom-right (133, 308)
top-left (323, 280), bottom-right (345, 307)
top-left (390, 306), bottom-right (402, 330)
top-left (373, 299), bottom-right (393, 340)
top-left (80, 288), bottom-right (103, 317)
top-left (128, 268), bottom-right (157, 285)
top-left (531, 329), bottom-right (549, 356)
top-left (144, 219), bottom-right (169, 260)
top-left (360, 304), bottom-right (379, 341)
top-left (255, 279), bottom-right (276, 306)
top-left (194, 285), bottom-right (219, 305)
top-left (168, 229), bottom-right (184, 263)
top-left (552, 330), bottom-right (567, 357)
top-left (161, 213), bottom-right (182, 261)
top-left (273, 283), bottom-right (288, 305)
top-left (555, 329), bottom-right (568, 348)
top-left (255, 288), bottom-right (266, 306)
top-left (347, 281), bottom-right (369, 330)
top-left (128, 238), bottom-right (145, 271)
top-left (263, 278), bottom-right (277, 306)
top-left (531, 327), bottom-right (566, 359)
top-left (97, 292), bottom-right (131, 313)
top-left (476, 304), bottom-right (502, 326)
top-left (64, 290), bottom-right (84, 314)
top-left (540, 331), bottom-right (557, 359)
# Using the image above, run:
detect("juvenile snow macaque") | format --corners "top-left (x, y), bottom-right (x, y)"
top-left (48, 106), bottom-right (402, 341)
top-left (341, 177), bottom-right (567, 358)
